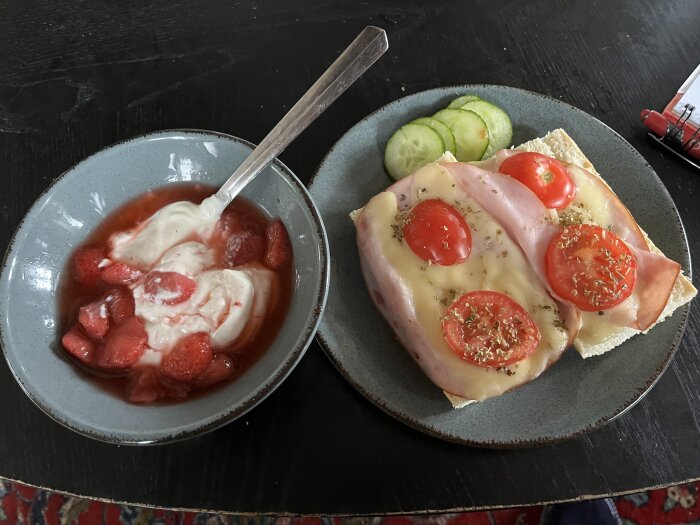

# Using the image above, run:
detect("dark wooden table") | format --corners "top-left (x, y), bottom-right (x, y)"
top-left (1, 0), bottom-right (698, 515)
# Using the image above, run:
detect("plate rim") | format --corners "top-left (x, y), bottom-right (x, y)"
top-left (0, 128), bottom-right (331, 446)
top-left (308, 84), bottom-right (693, 448)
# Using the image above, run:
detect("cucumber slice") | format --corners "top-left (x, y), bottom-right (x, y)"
top-left (447, 94), bottom-right (481, 109)
top-left (432, 109), bottom-right (489, 162)
top-left (459, 100), bottom-right (513, 159)
top-left (411, 117), bottom-right (457, 154)
top-left (384, 123), bottom-right (445, 180)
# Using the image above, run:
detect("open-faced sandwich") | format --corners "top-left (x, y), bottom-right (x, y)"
top-left (351, 126), bottom-right (696, 407)
top-left (508, 130), bottom-right (696, 358)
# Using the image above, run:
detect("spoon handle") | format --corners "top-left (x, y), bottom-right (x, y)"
top-left (215, 26), bottom-right (388, 206)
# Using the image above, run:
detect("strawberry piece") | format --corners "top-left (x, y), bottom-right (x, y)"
top-left (97, 316), bottom-right (147, 369)
top-left (161, 332), bottom-right (213, 382)
top-left (223, 231), bottom-right (265, 268)
top-left (78, 300), bottom-right (110, 340)
top-left (217, 209), bottom-right (243, 237)
top-left (126, 368), bottom-right (161, 404)
top-left (159, 377), bottom-right (192, 400)
top-left (101, 263), bottom-right (142, 285)
top-left (62, 325), bottom-right (95, 364)
top-left (193, 354), bottom-right (237, 388)
top-left (143, 271), bottom-right (196, 305)
top-left (126, 368), bottom-right (191, 402)
top-left (263, 219), bottom-right (292, 269)
top-left (73, 246), bottom-right (107, 287)
top-left (218, 209), bottom-right (262, 237)
top-left (103, 287), bottom-right (135, 323)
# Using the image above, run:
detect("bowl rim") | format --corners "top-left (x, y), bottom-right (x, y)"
top-left (0, 128), bottom-right (331, 445)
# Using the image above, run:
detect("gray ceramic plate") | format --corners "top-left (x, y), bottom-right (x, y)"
top-left (309, 85), bottom-right (692, 447)
top-left (0, 130), bottom-right (329, 444)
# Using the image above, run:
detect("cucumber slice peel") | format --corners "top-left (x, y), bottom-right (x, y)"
top-left (432, 108), bottom-right (489, 162)
top-left (447, 94), bottom-right (481, 109)
top-left (384, 123), bottom-right (445, 180)
top-left (459, 100), bottom-right (513, 159)
top-left (411, 117), bottom-right (457, 154)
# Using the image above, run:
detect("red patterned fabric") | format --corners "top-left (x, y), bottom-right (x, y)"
top-left (616, 482), bottom-right (700, 525)
top-left (0, 478), bottom-right (698, 524)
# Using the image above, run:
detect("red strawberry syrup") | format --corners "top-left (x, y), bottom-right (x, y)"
top-left (58, 183), bottom-right (293, 403)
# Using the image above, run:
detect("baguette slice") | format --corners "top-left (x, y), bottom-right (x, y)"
top-left (516, 129), bottom-right (696, 358)
top-left (446, 130), bottom-right (696, 408)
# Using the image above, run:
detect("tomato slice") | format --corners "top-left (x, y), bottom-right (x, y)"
top-left (402, 199), bottom-right (472, 266)
top-left (545, 224), bottom-right (637, 311)
top-left (442, 291), bottom-right (540, 367)
top-left (498, 152), bottom-right (576, 209)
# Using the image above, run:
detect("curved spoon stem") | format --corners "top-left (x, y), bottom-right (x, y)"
top-left (112, 27), bottom-right (388, 268)
top-left (213, 26), bottom-right (388, 208)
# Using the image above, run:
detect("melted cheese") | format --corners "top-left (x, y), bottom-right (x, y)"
top-left (554, 167), bottom-right (645, 345)
top-left (577, 310), bottom-right (626, 346)
top-left (360, 164), bottom-right (569, 401)
top-left (564, 167), bottom-right (613, 228)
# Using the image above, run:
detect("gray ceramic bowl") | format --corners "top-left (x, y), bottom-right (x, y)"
top-left (0, 130), bottom-right (329, 444)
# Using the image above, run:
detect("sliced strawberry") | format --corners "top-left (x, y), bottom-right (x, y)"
top-left (97, 316), bottom-right (147, 369)
top-left (103, 287), bottom-right (135, 323)
top-left (73, 246), bottom-right (107, 287)
top-left (216, 209), bottom-right (244, 237)
top-left (223, 231), bottom-right (265, 268)
top-left (263, 219), bottom-right (292, 269)
top-left (218, 209), bottom-right (262, 238)
top-left (78, 300), bottom-right (110, 340)
top-left (161, 332), bottom-right (213, 382)
top-left (126, 368), bottom-right (161, 404)
top-left (193, 354), bottom-right (237, 389)
top-left (62, 325), bottom-right (95, 364)
top-left (101, 263), bottom-right (142, 285)
top-left (143, 271), bottom-right (196, 305)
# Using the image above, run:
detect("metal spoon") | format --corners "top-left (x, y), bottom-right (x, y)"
top-left (213, 25), bottom-right (389, 208)
top-left (112, 26), bottom-right (388, 267)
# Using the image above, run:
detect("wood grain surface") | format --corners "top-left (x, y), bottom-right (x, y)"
top-left (0, 0), bottom-right (698, 515)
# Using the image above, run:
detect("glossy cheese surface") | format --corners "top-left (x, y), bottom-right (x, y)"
top-left (482, 150), bottom-right (679, 345)
top-left (556, 164), bottom-right (673, 338)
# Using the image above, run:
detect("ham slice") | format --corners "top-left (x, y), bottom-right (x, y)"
top-left (354, 163), bottom-right (572, 401)
top-left (355, 213), bottom-right (455, 387)
top-left (603, 245), bottom-right (680, 330)
top-left (444, 157), bottom-right (678, 332)
top-left (481, 150), bottom-right (649, 251)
